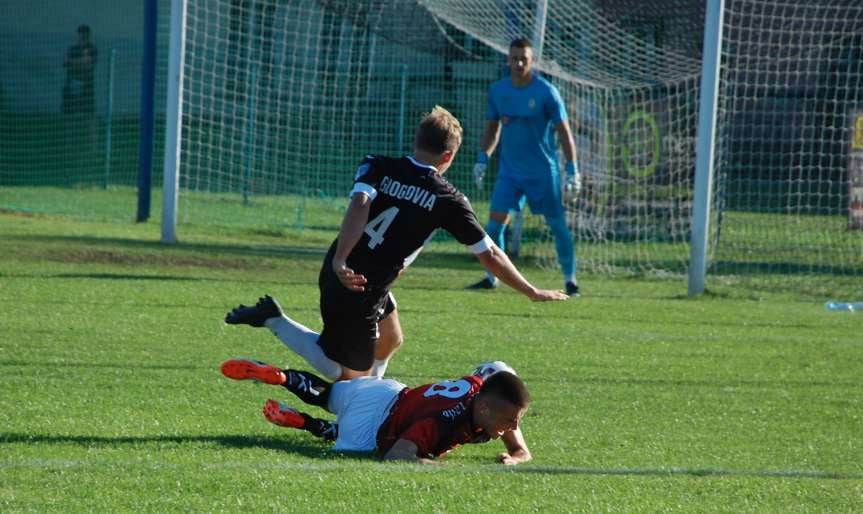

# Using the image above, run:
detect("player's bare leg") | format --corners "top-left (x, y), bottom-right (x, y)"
top-left (225, 294), bottom-right (343, 381)
top-left (336, 364), bottom-right (373, 381)
top-left (372, 310), bottom-right (403, 378)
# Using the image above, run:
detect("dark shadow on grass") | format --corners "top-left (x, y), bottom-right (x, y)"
top-left (0, 432), bottom-right (372, 461)
top-left (0, 282), bottom-right (322, 313)
top-left (54, 273), bottom-right (200, 281)
top-left (7, 233), bottom-right (490, 273)
top-left (0, 360), bottom-right (202, 371)
top-left (498, 465), bottom-right (862, 480)
top-left (7, 233), bottom-right (326, 264)
top-left (4, 431), bottom-right (857, 478)
top-left (594, 257), bottom-right (863, 279)
top-left (0, 270), bottom-right (313, 287)
top-left (47, 272), bottom-right (312, 286)
top-left (4, 233), bottom-right (720, 299)
top-left (711, 259), bottom-right (863, 277)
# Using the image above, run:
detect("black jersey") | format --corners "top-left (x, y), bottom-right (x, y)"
top-left (331, 155), bottom-right (486, 288)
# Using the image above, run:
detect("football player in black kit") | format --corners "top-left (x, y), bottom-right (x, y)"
top-left (226, 106), bottom-right (568, 381)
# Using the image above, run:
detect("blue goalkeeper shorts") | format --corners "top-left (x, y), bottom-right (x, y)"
top-left (490, 172), bottom-right (564, 217)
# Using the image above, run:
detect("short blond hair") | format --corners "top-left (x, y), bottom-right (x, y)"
top-left (414, 105), bottom-right (463, 154)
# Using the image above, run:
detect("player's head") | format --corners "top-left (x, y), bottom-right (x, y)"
top-left (473, 371), bottom-right (530, 439)
top-left (413, 105), bottom-right (462, 174)
top-left (77, 24), bottom-right (91, 40)
top-left (508, 37), bottom-right (534, 79)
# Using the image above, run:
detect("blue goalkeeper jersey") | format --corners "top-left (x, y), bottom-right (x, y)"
top-left (487, 74), bottom-right (568, 180)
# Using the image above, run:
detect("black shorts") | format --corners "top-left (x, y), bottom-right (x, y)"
top-left (317, 262), bottom-right (397, 371)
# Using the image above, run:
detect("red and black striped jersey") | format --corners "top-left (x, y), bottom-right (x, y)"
top-left (376, 374), bottom-right (491, 458)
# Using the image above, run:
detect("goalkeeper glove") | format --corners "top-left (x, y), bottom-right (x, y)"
top-left (564, 161), bottom-right (581, 195)
top-left (473, 151), bottom-right (488, 188)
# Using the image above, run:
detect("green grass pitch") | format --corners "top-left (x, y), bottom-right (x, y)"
top-left (0, 211), bottom-right (861, 512)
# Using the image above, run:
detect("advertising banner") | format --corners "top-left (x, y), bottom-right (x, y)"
top-left (849, 109), bottom-right (863, 229)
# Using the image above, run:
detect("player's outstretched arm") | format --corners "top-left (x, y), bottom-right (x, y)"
top-left (332, 194), bottom-right (371, 291)
top-left (382, 439), bottom-right (437, 464)
top-left (476, 246), bottom-right (568, 301)
top-left (498, 427), bottom-right (531, 465)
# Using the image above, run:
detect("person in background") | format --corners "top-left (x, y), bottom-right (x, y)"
top-left (468, 37), bottom-right (581, 296)
top-left (63, 24), bottom-right (97, 115)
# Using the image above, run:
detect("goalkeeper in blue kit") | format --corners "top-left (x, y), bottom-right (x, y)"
top-left (467, 37), bottom-right (581, 296)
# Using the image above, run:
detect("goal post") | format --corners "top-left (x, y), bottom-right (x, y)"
top-left (688, 0), bottom-right (724, 296)
top-left (161, 0), bottom-right (187, 244)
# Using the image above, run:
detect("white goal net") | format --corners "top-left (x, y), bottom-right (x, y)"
top-left (174, 0), bottom-right (863, 293)
top-left (712, 1), bottom-right (863, 293)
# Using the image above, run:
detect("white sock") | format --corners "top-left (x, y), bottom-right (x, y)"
top-left (485, 271), bottom-right (498, 284)
top-left (265, 316), bottom-right (342, 381)
top-left (371, 358), bottom-right (389, 378)
top-left (565, 274), bottom-right (576, 285)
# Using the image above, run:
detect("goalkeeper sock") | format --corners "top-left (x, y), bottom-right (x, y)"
top-left (486, 218), bottom-right (505, 250)
top-left (545, 214), bottom-right (575, 279)
top-left (266, 316), bottom-right (342, 381)
top-left (281, 369), bottom-right (332, 409)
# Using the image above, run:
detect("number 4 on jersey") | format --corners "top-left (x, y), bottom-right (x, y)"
top-left (364, 206), bottom-right (399, 249)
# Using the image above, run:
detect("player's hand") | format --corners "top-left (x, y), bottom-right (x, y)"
top-left (473, 150), bottom-right (489, 188)
top-left (497, 453), bottom-right (520, 465)
top-left (564, 161), bottom-right (581, 196)
top-left (528, 288), bottom-right (569, 302)
top-left (565, 171), bottom-right (581, 195)
top-left (332, 259), bottom-right (367, 292)
top-left (497, 451), bottom-right (531, 465)
top-left (472, 162), bottom-right (486, 189)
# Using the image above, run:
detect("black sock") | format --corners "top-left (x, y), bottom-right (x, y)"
top-left (281, 369), bottom-right (331, 408)
top-left (300, 414), bottom-right (338, 441)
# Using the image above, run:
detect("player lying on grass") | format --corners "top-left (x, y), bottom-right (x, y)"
top-left (221, 358), bottom-right (532, 465)
top-left (227, 106), bottom-right (567, 383)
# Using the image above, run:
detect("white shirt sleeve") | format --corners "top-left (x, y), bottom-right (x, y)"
top-left (469, 235), bottom-right (494, 254)
top-left (351, 182), bottom-right (377, 200)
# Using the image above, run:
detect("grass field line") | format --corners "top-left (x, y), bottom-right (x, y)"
top-left (2, 458), bottom-right (860, 480)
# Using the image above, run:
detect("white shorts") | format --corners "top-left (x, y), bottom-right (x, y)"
top-left (327, 376), bottom-right (405, 452)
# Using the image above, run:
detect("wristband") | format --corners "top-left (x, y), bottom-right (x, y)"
top-left (477, 151), bottom-right (489, 165)
top-left (565, 161), bottom-right (578, 177)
